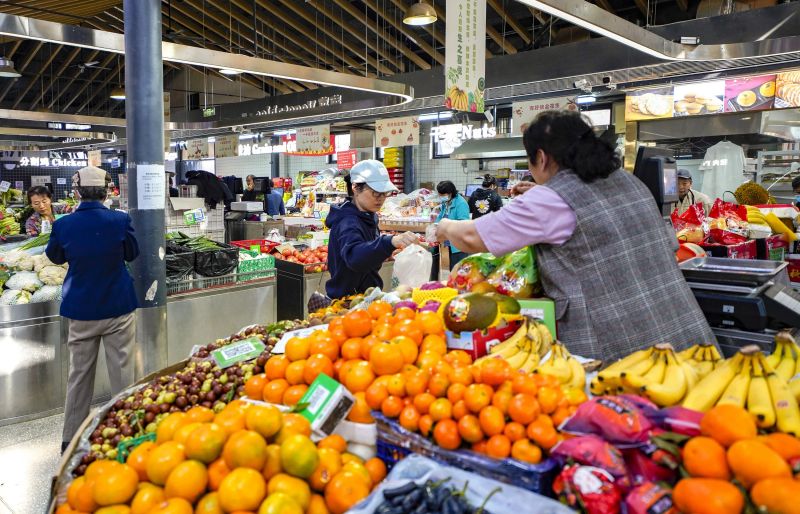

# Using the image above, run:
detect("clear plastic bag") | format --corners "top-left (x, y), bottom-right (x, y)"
top-left (392, 245), bottom-right (432, 288)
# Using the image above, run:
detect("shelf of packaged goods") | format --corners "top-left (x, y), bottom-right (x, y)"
top-left (379, 220), bottom-right (430, 233)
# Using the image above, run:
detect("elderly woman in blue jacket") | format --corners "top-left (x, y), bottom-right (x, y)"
top-left (435, 181), bottom-right (471, 268)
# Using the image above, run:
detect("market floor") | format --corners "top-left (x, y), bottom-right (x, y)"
top-left (0, 413), bottom-right (64, 514)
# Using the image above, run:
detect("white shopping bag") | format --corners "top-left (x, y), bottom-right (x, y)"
top-left (392, 245), bottom-right (432, 288)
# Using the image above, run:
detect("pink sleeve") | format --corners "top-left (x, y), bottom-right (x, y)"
top-left (474, 186), bottom-right (577, 256)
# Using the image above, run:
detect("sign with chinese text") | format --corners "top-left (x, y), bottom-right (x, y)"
top-left (511, 97), bottom-right (579, 136)
top-left (214, 134), bottom-right (239, 158)
top-left (16, 151), bottom-right (89, 169)
top-left (336, 150), bottom-right (358, 170)
top-left (375, 116), bottom-right (420, 147)
top-left (136, 164), bottom-right (166, 210)
top-left (445, 0), bottom-right (486, 113)
top-left (295, 124), bottom-right (331, 154)
top-left (430, 123), bottom-right (497, 156)
top-left (184, 138), bottom-right (212, 160)
top-left (31, 176), bottom-right (50, 186)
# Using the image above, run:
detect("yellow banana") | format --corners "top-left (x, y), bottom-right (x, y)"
top-left (766, 341), bottom-right (784, 371)
top-left (506, 341), bottom-right (532, 370)
top-left (677, 356), bottom-right (699, 390)
top-left (707, 344), bottom-right (722, 361)
top-left (599, 347), bottom-right (654, 377)
top-left (538, 344), bottom-right (572, 384)
top-left (489, 321), bottom-right (529, 358)
top-left (789, 378), bottom-right (800, 404)
top-left (682, 353), bottom-right (743, 412)
top-left (567, 356), bottom-right (586, 390)
top-left (678, 345), bottom-right (701, 361)
top-left (747, 356), bottom-right (776, 428)
top-left (776, 346), bottom-right (797, 382)
top-left (640, 351), bottom-right (688, 407)
top-left (640, 351), bottom-right (668, 383)
top-left (717, 356), bottom-right (751, 408)
top-left (765, 212), bottom-right (798, 242)
top-left (519, 349), bottom-right (540, 374)
top-left (766, 371), bottom-right (800, 436)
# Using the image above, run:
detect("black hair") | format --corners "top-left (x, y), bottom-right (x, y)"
top-left (344, 174), bottom-right (366, 198)
top-left (522, 110), bottom-right (620, 183)
top-left (77, 186), bottom-right (108, 202)
top-left (27, 186), bottom-right (52, 203)
top-left (482, 174), bottom-right (496, 188)
top-left (521, 174), bottom-right (534, 182)
top-left (436, 181), bottom-right (458, 199)
top-left (793, 176), bottom-right (800, 191)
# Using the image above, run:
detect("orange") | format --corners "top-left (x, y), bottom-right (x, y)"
top-left (268, 473), bottom-right (312, 509)
top-left (218, 468), bottom-right (267, 513)
top-left (420, 334), bottom-right (447, 355)
top-left (308, 493), bottom-right (331, 514)
top-left (367, 301), bottom-right (392, 320)
top-left (417, 311), bottom-right (444, 336)
top-left (445, 350), bottom-right (473, 367)
top-left (419, 414), bottom-right (434, 437)
top-left (404, 370), bottom-right (429, 396)
top-left (329, 327), bottom-right (348, 347)
top-left (147, 498), bottom-right (193, 514)
top-left (537, 386), bottom-right (561, 415)
top-left (386, 373), bottom-right (407, 396)
top-left (392, 320), bottom-right (424, 345)
top-left (673, 478), bottom-right (744, 514)
top-left (156, 413), bottom-right (188, 444)
top-left (126, 441), bottom-right (156, 482)
top-left (464, 384), bottom-right (493, 413)
top-left (373, 323), bottom-right (394, 342)
top-left (472, 440), bottom-right (488, 454)
top-left (457, 414), bottom-right (484, 443)
top-left (433, 419), bottom-right (461, 450)
top-left (309, 336), bottom-right (339, 362)
top-left (480, 359), bottom-right (511, 386)
top-left (727, 439), bottom-right (791, 488)
top-left (391, 336), bottom-right (419, 365)
top-left (324, 471), bottom-right (371, 514)
top-left (429, 398), bottom-right (453, 421)
top-left (341, 338), bottom-right (364, 360)
top-left (762, 432), bottom-right (800, 461)
top-left (343, 310), bottom-right (373, 338)
top-left (370, 343), bottom-right (405, 376)
top-left (512, 373), bottom-right (539, 396)
top-left (245, 405), bottom-right (283, 440)
top-left (434, 360), bottom-right (455, 378)
top-left (449, 366), bottom-right (474, 387)
top-left (130, 484), bottom-right (165, 514)
top-left (328, 317), bottom-right (345, 333)
top-left (683, 436), bottom-right (730, 480)
top-left (318, 434), bottom-right (347, 453)
top-left (365, 382), bottom-right (389, 410)
top-left (551, 406), bottom-right (572, 427)
top-left (207, 459), bottom-right (230, 491)
top-left (67, 476), bottom-right (97, 512)
top-left (262, 378), bottom-right (289, 404)
top-left (223, 430), bottom-right (268, 470)
top-left (413, 392), bottom-right (436, 414)
top-left (428, 373), bottom-right (451, 398)
top-left (93, 463), bottom-right (139, 506)
top-left (452, 400), bottom-right (469, 420)
top-left (186, 406), bottom-right (215, 424)
top-left (511, 439), bottom-right (542, 464)
top-left (416, 350), bottom-right (443, 373)
top-left (261, 444), bottom-right (283, 481)
top-left (265, 355), bottom-right (290, 380)
top-left (285, 360), bottom-right (307, 385)
top-left (347, 392), bottom-right (374, 423)
top-left (275, 413), bottom-right (312, 443)
top-left (564, 387), bottom-right (588, 406)
top-left (283, 384), bottom-right (309, 406)
top-left (478, 406), bottom-right (505, 437)
top-left (309, 448), bottom-right (343, 492)
top-left (344, 360), bottom-right (376, 393)
top-left (280, 434), bottom-right (320, 479)
top-left (394, 307), bottom-right (416, 322)
top-left (751, 477), bottom-right (800, 514)
top-left (508, 393), bottom-right (540, 425)
top-left (285, 337), bottom-right (311, 362)
top-left (399, 405), bottom-right (422, 432)
top-left (527, 420), bottom-right (559, 450)
top-left (486, 434), bottom-right (512, 459)
top-left (147, 441), bottom-right (186, 486)
top-left (163, 460), bottom-right (207, 503)
top-left (491, 390), bottom-right (512, 415)
top-left (214, 409), bottom-right (246, 436)
top-left (194, 492), bottom-right (223, 514)
top-left (365, 457), bottom-right (387, 485)
top-left (504, 421), bottom-right (527, 442)
top-left (447, 383), bottom-right (467, 404)
top-left (381, 395), bottom-right (404, 418)
top-left (172, 422), bottom-right (202, 447)
top-left (360, 335), bottom-right (382, 361)
top-left (185, 423), bottom-right (227, 464)
top-left (85, 459), bottom-right (122, 480)
top-left (700, 404), bottom-right (757, 448)
top-left (244, 374), bottom-right (269, 399)
top-left (341, 453), bottom-right (364, 465)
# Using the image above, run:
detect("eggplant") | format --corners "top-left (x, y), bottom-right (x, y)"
top-left (383, 482), bottom-right (418, 500)
top-left (401, 489), bottom-right (425, 511)
top-left (443, 496), bottom-right (466, 514)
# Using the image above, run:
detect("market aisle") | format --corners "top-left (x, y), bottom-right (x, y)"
top-left (0, 413), bottom-right (63, 514)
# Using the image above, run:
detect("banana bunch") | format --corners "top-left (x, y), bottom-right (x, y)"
top-left (0, 216), bottom-right (20, 236)
top-left (591, 344), bottom-right (698, 406)
top-left (745, 205), bottom-right (770, 227)
top-left (534, 342), bottom-right (586, 390)
top-left (765, 330), bottom-right (800, 382)
top-left (677, 343), bottom-right (724, 379)
top-left (474, 317), bottom-right (553, 373)
top-left (746, 205), bottom-right (798, 242)
top-left (446, 85), bottom-right (469, 111)
top-left (682, 344), bottom-right (800, 435)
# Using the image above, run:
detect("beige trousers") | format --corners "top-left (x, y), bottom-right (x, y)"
top-left (62, 312), bottom-right (136, 444)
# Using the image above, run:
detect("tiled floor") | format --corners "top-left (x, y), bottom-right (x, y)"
top-left (0, 413), bottom-right (63, 514)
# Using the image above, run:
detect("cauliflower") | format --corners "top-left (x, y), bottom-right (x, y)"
top-left (32, 254), bottom-right (56, 272)
top-left (38, 265), bottom-right (66, 286)
top-left (0, 289), bottom-right (30, 305)
top-left (31, 285), bottom-right (61, 303)
top-left (6, 271), bottom-right (42, 292)
top-left (13, 253), bottom-right (34, 271)
top-left (0, 250), bottom-right (32, 270)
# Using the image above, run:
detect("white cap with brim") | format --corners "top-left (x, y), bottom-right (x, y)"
top-left (350, 159), bottom-right (398, 194)
top-left (73, 166), bottom-right (107, 187)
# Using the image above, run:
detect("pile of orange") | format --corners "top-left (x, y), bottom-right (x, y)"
top-left (57, 403), bottom-right (387, 514)
top-left (673, 404), bottom-right (800, 514)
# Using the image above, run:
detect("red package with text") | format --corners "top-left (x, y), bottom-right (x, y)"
top-left (623, 483), bottom-right (678, 514)
top-left (623, 446), bottom-right (678, 486)
top-left (646, 406), bottom-right (703, 437)
top-left (709, 198), bottom-right (747, 222)
top-left (553, 464), bottom-right (623, 514)
top-left (671, 203), bottom-right (706, 243)
top-left (707, 227), bottom-right (748, 246)
top-left (551, 435), bottom-right (629, 482)
top-left (559, 396), bottom-right (655, 446)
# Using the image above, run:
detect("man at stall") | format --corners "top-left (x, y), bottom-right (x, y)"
top-left (25, 186), bottom-right (71, 237)
top-left (46, 166), bottom-right (139, 453)
top-left (435, 110), bottom-right (715, 361)
top-left (326, 160), bottom-right (418, 299)
top-left (673, 169), bottom-right (713, 215)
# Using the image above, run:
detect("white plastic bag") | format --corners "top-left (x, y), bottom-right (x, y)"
top-left (392, 245), bottom-right (432, 288)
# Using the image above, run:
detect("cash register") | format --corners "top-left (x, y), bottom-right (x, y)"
top-left (633, 146), bottom-right (679, 217)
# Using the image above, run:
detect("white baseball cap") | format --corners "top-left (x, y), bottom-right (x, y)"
top-left (349, 159), bottom-right (398, 194)
top-left (73, 166), bottom-right (107, 187)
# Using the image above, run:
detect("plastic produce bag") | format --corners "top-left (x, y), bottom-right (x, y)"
top-left (165, 242), bottom-right (195, 281)
top-left (447, 252), bottom-right (503, 292)
top-left (349, 454), bottom-right (573, 514)
top-left (31, 285), bottom-right (61, 303)
top-left (6, 271), bottom-right (43, 292)
top-left (0, 289), bottom-right (31, 305)
top-left (392, 245), bottom-right (432, 288)
top-left (487, 246), bottom-right (540, 298)
top-left (670, 203), bottom-right (706, 243)
top-left (194, 244), bottom-right (239, 277)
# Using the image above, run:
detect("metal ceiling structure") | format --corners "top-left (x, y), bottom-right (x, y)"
top-left (0, 0), bottom-right (723, 118)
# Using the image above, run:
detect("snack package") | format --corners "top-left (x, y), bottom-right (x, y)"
top-left (559, 396), bottom-right (656, 446)
top-left (645, 406), bottom-right (703, 437)
top-left (709, 198), bottom-right (748, 222)
top-left (707, 227), bottom-right (748, 245)
top-left (447, 252), bottom-right (502, 292)
top-left (707, 199), bottom-right (749, 241)
top-left (486, 247), bottom-right (540, 298)
top-left (551, 435), bottom-right (629, 482)
top-left (623, 482), bottom-right (678, 514)
top-left (671, 203), bottom-right (706, 243)
top-left (553, 464), bottom-right (623, 514)
top-left (623, 446), bottom-right (678, 486)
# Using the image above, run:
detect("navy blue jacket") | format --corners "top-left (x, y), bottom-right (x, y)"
top-left (265, 191), bottom-right (286, 217)
top-left (46, 202), bottom-right (139, 321)
top-left (325, 201), bottom-right (394, 299)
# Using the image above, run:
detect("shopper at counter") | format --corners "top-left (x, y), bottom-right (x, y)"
top-left (436, 181), bottom-right (471, 268)
top-left (25, 186), bottom-right (71, 237)
top-left (46, 166), bottom-right (139, 452)
top-left (242, 174), bottom-right (258, 202)
top-left (672, 169), bottom-right (713, 216)
top-left (435, 110), bottom-right (715, 361)
top-left (326, 160), bottom-right (418, 299)
top-left (468, 174), bottom-right (504, 219)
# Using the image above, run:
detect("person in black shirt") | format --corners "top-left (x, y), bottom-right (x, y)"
top-left (468, 174), bottom-right (504, 219)
top-left (242, 174), bottom-right (258, 201)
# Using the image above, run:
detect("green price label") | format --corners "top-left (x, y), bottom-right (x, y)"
top-left (250, 244), bottom-right (261, 253)
top-left (183, 211), bottom-right (197, 225)
top-left (211, 337), bottom-right (266, 368)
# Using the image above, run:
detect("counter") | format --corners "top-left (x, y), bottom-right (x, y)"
top-left (0, 277), bottom-right (277, 426)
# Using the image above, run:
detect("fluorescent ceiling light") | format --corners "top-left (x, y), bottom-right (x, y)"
top-left (0, 57), bottom-right (20, 78)
top-left (219, 68), bottom-right (242, 75)
top-left (418, 112), bottom-right (453, 122)
top-left (207, 137), bottom-right (216, 142)
top-left (274, 129), bottom-right (296, 136)
top-left (403, 2), bottom-right (437, 26)
top-left (109, 87), bottom-right (126, 100)
top-left (238, 133), bottom-right (258, 140)
top-left (575, 95), bottom-right (597, 105)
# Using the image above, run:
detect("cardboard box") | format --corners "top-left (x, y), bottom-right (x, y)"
top-left (700, 239), bottom-right (757, 259)
top-left (446, 321), bottom-right (522, 360)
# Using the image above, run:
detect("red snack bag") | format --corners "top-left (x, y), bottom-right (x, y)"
top-left (623, 482), bottom-right (678, 514)
top-left (709, 198), bottom-right (747, 222)
top-left (559, 396), bottom-right (655, 446)
top-left (671, 203), bottom-right (706, 243)
top-left (647, 406), bottom-right (703, 437)
top-left (551, 435), bottom-right (629, 482)
top-left (708, 227), bottom-right (748, 245)
top-left (623, 447), bottom-right (678, 486)
top-left (554, 464), bottom-right (623, 514)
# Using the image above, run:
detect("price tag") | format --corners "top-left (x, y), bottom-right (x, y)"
top-left (250, 245), bottom-right (261, 253)
top-left (192, 208), bottom-right (206, 222)
top-left (56, 178), bottom-right (67, 185)
top-left (273, 324), bottom-right (329, 354)
top-left (183, 211), bottom-right (197, 225)
top-left (211, 337), bottom-right (266, 368)
top-left (14, 181), bottom-right (23, 190)
top-left (0, 181), bottom-right (9, 192)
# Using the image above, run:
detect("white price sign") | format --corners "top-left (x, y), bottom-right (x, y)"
top-left (136, 164), bottom-right (166, 210)
top-left (0, 181), bottom-right (10, 193)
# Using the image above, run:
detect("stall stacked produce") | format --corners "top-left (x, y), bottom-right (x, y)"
top-left (0, 235), bottom-right (67, 304)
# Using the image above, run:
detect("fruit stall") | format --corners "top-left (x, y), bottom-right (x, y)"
top-left (48, 241), bottom-right (800, 514)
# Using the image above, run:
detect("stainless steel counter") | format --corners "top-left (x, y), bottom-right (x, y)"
top-left (0, 278), bottom-right (277, 426)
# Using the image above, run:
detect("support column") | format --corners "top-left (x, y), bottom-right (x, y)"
top-left (123, 0), bottom-right (168, 378)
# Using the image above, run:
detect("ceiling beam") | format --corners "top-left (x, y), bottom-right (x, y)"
top-left (10, 44), bottom-right (64, 109)
top-left (27, 46), bottom-right (81, 111)
top-left (45, 50), bottom-right (100, 111)
top-left (361, 0), bottom-right (445, 64)
top-left (676, 0), bottom-right (689, 11)
top-left (594, 0), bottom-right (617, 13)
top-left (74, 61), bottom-right (124, 114)
top-left (488, 0), bottom-right (532, 45)
top-left (634, 0), bottom-right (649, 17)
top-left (59, 53), bottom-right (117, 112)
top-left (0, 41), bottom-right (43, 105)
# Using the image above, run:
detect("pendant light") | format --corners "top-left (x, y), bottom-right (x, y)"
top-left (0, 57), bottom-right (21, 78)
top-left (109, 87), bottom-right (126, 100)
top-left (403, 2), bottom-right (437, 26)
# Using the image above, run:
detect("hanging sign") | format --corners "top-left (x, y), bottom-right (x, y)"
top-left (375, 116), bottom-right (420, 147)
top-left (31, 176), bottom-right (50, 186)
top-left (624, 86), bottom-right (675, 121)
top-left (336, 150), bottom-right (358, 170)
top-left (775, 71), bottom-right (800, 108)
top-left (184, 138), bottom-right (211, 160)
top-left (295, 124), bottom-right (331, 154)
top-left (214, 134), bottom-right (239, 158)
top-left (511, 97), bottom-right (579, 136)
top-left (445, 0), bottom-right (486, 113)
top-left (673, 80), bottom-right (725, 117)
top-left (724, 75), bottom-right (776, 112)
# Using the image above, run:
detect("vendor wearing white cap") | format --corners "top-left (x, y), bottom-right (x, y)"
top-left (672, 169), bottom-right (712, 216)
top-left (325, 160), bottom-right (418, 299)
